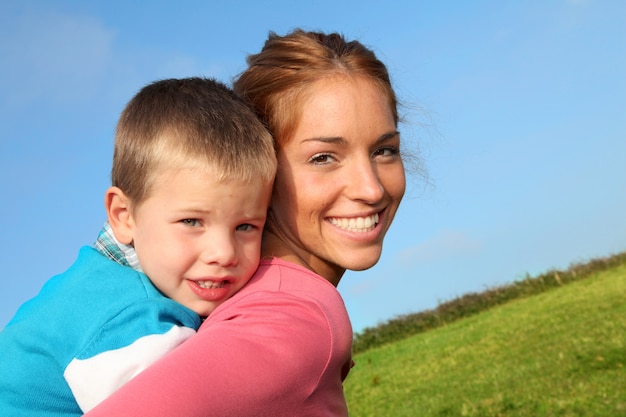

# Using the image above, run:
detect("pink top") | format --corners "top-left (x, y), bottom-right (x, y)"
top-left (85, 258), bottom-right (353, 417)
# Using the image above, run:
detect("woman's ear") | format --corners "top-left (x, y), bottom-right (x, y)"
top-left (104, 186), bottom-right (134, 245)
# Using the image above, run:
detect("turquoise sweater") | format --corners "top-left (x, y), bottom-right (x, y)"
top-left (0, 246), bottom-right (200, 416)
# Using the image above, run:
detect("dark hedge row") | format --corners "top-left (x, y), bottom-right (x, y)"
top-left (352, 251), bottom-right (626, 353)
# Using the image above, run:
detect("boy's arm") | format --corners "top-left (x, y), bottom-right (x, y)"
top-left (65, 301), bottom-right (198, 412)
top-left (83, 291), bottom-right (349, 417)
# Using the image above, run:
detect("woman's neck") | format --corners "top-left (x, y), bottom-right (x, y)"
top-left (261, 231), bottom-right (345, 287)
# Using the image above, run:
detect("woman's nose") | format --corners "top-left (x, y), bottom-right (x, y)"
top-left (346, 158), bottom-right (384, 203)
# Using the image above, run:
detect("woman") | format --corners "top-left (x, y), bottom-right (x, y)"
top-left (86, 29), bottom-right (406, 416)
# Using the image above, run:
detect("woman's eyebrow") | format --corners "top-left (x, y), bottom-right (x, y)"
top-left (302, 131), bottom-right (399, 145)
top-left (377, 130), bottom-right (400, 142)
top-left (301, 136), bottom-right (347, 145)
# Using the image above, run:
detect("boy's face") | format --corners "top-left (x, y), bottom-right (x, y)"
top-left (127, 166), bottom-right (271, 317)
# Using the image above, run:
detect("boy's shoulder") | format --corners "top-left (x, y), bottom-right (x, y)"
top-left (11, 246), bottom-right (170, 330)
top-left (3, 245), bottom-right (200, 362)
top-left (54, 246), bottom-right (156, 298)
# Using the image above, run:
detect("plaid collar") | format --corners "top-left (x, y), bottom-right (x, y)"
top-left (94, 222), bottom-right (143, 272)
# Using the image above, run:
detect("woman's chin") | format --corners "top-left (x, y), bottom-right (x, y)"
top-left (342, 251), bottom-right (382, 272)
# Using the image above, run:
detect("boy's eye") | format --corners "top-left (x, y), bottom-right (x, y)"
top-left (181, 219), bottom-right (200, 227)
top-left (236, 224), bottom-right (256, 232)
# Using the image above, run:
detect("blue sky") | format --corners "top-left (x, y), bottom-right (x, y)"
top-left (1, 0), bottom-right (624, 333)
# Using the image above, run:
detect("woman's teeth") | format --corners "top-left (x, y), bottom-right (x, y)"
top-left (329, 213), bottom-right (379, 232)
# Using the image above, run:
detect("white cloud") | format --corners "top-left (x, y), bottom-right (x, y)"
top-left (396, 229), bottom-right (483, 264)
top-left (346, 279), bottom-right (378, 296)
top-left (0, 7), bottom-right (116, 108)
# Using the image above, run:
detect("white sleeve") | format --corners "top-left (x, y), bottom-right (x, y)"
top-left (64, 325), bottom-right (196, 412)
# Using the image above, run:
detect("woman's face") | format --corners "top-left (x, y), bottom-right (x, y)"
top-left (267, 76), bottom-right (406, 284)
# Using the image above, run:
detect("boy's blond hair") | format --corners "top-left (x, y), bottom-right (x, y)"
top-left (112, 77), bottom-right (276, 204)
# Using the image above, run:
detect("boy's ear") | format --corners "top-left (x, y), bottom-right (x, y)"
top-left (104, 186), bottom-right (134, 245)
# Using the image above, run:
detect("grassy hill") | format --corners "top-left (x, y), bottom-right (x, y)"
top-left (344, 260), bottom-right (626, 416)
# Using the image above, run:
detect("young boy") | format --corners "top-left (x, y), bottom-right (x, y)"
top-left (0, 77), bottom-right (276, 416)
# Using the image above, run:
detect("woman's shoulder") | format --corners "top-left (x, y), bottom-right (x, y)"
top-left (253, 257), bottom-right (339, 290)
top-left (212, 257), bottom-right (352, 340)
top-left (240, 258), bottom-right (346, 312)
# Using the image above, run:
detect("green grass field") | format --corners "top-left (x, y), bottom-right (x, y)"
top-left (344, 264), bottom-right (626, 416)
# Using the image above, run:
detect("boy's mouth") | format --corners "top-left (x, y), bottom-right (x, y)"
top-left (195, 280), bottom-right (227, 289)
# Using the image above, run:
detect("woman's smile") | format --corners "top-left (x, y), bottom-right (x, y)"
top-left (328, 213), bottom-right (379, 233)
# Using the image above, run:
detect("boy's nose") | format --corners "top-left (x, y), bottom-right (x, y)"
top-left (201, 233), bottom-right (237, 267)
